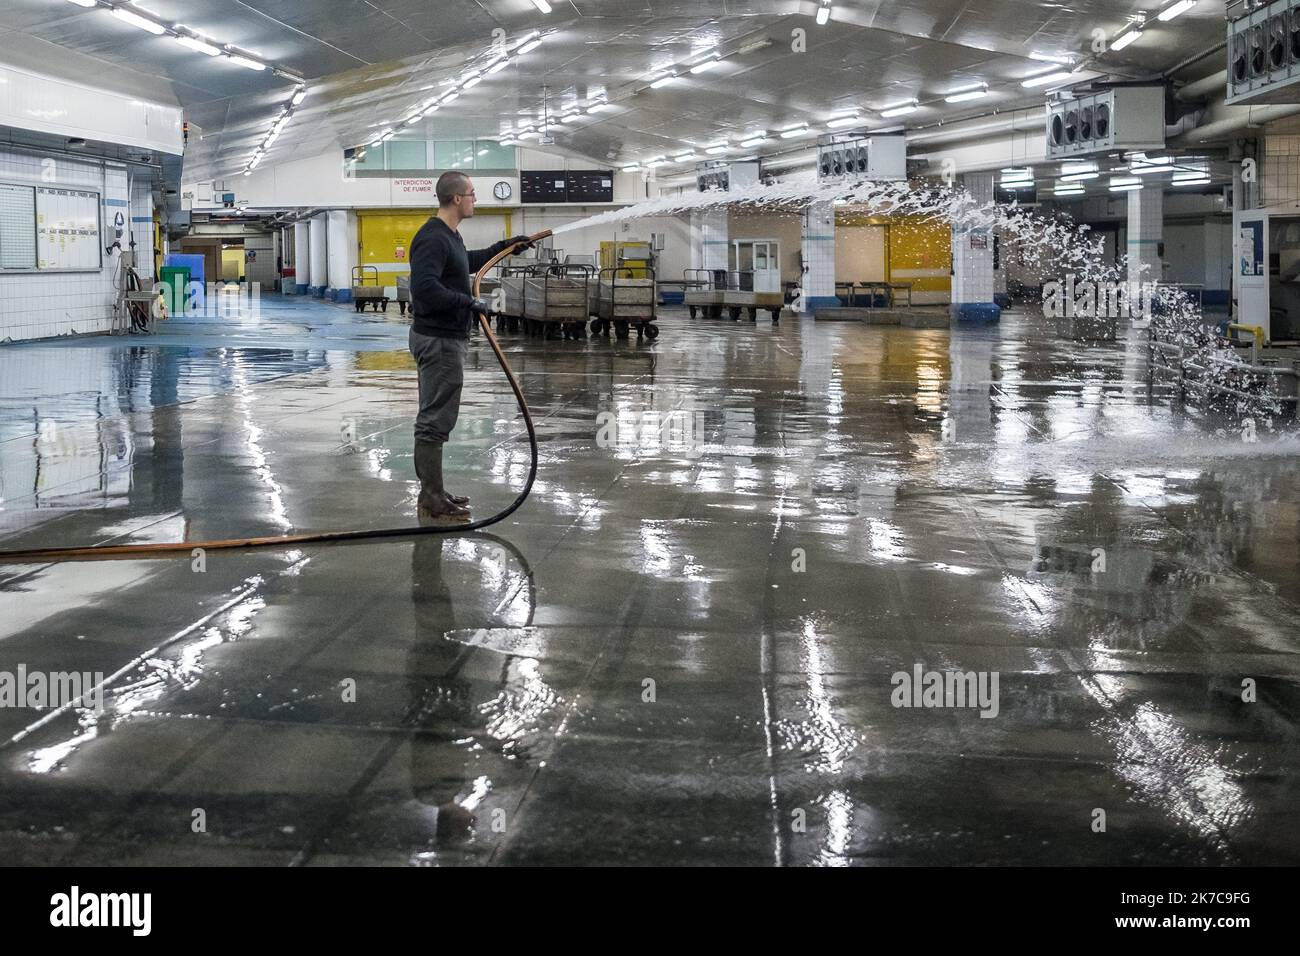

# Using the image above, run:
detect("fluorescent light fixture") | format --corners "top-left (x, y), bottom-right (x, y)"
top-left (176, 35), bottom-right (222, 56)
top-left (441, 91), bottom-right (460, 103)
top-left (1109, 176), bottom-right (1141, 191)
top-left (1053, 183), bottom-right (1085, 195)
top-left (621, 164), bottom-right (641, 171)
top-left (109, 6), bottom-right (166, 35)
top-left (1158, 0), bottom-right (1197, 20)
top-left (249, 155), bottom-right (263, 169)
top-left (739, 135), bottom-right (767, 147)
top-left (587, 99), bottom-right (613, 111)
top-left (404, 116), bottom-right (421, 126)
top-left (879, 101), bottom-right (918, 118)
top-left (1130, 155), bottom-right (1173, 174)
top-left (1061, 161), bottom-right (1096, 175)
top-left (488, 58), bottom-right (510, 74)
top-left (292, 87), bottom-right (308, 106)
top-left (421, 104), bottom-right (439, 117)
top-left (1171, 175), bottom-right (1210, 186)
top-left (66, 0), bottom-right (98, 7)
top-left (1029, 51), bottom-right (1071, 63)
top-left (559, 111), bottom-right (583, 123)
top-left (531, 0), bottom-right (552, 12)
top-left (945, 85), bottom-right (988, 103)
top-left (650, 73), bottom-right (679, 88)
top-left (1112, 27), bottom-right (1142, 51)
top-left (1060, 171), bottom-right (1099, 182)
top-left (673, 152), bottom-right (700, 162)
top-left (368, 138), bottom-right (384, 147)
top-left (689, 56), bottom-right (723, 74)
top-left (779, 124), bottom-right (811, 139)
top-left (477, 148), bottom-right (489, 156)
top-left (462, 74), bottom-right (482, 89)
top-left (816, 5), bottom-right (831, 26)
top-left (826, 114), bottom-right (861, 129)
top-left (1022, 70), bottom-right (1073, 88)
top-left (380, 132), bottom-right (395, 142)
top-left (225, 54), bottom-right (267, 71)
top-left (705, 143), bottom-right (729, 154)
top-left (500, 139), bottom-right (520, 146)
top-left (514, 30), bottom-right (540, 48)
top-left (516, 38), bottom-right (543, 54)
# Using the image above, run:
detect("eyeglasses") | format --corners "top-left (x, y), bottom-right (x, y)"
top-left (458, 191), bottom-right (477, 199)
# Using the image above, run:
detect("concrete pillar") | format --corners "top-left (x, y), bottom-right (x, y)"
top-left (1127, 186), bottom-right (1163, 295)
top-left (692, 208), bottom-right (729, 275)
top-left (951, 171), bottom-right (999, 322)
top-left (293, 221), bottom-right (310, 294)
top-left (309, 214), bottom-right (328, 297)
top-left (326, 210), bottom-right (356, 302)
top-left (799, 199), bottom-right (836, 312)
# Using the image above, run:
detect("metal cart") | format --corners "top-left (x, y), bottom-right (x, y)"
top-left (593, 266), bottom-right (659, 340)
top-left (522, 266), bottom-right (592, 340)
top-left (685, 270), bottom-right (782, 324)
top-left (352, 266), bottom-right (389, 312)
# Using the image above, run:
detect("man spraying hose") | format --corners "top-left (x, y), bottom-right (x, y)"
top-left (408, 170), bottom-right (535, 524)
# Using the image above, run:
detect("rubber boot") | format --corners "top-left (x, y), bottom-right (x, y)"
top-left (414, 438), bottom-right (468, 506)
top-left (414, 440), bottom-right (471, 523)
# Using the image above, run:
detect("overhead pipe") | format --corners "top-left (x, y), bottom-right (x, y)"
top-left (1175, 70), bottom-right (1227, 103)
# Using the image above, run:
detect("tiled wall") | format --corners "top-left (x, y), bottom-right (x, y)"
top-left (1126, 186), bottom-right (1163, 289)
top-left (951, 172), bottom-right (995, 305)
top-left (0, 149), bottom-right (131, 342)
top-left (129, 173), bottom-right (154, 281)
top-left (799, 200), bottom-right (835, 307)
top-left (1262, 133), bottom-right (1300, 207)
top-left (692, 208), bottom-right (729, 273)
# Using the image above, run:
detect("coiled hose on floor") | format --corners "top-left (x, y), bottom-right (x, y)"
top-left (0, 229), bottom-right (553, 563)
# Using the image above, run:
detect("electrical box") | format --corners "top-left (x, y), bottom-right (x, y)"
top-left (521, 169), bottom-right (613, 203)
top-left (1045, 86), bottom-right (1165, 159)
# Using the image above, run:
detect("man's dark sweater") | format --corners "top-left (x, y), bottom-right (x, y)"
top-left (409, 217), bottom-right (513, 339)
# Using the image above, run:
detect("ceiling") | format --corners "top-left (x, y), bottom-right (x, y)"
top-left (0, 1), bottom-right (1229, 183)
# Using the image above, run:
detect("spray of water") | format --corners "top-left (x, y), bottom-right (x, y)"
top-left (550, 171), bottom-right (1291, 427)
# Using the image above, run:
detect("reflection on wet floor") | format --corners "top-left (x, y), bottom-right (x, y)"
top-left (0, 295), bottom-right (1297, 865)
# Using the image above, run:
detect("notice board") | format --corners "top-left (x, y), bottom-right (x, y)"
top-left (36, 186), bottom-right (102, 271)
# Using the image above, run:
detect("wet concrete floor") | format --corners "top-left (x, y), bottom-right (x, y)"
top-left (0, 295), bottom-right (1297, 865)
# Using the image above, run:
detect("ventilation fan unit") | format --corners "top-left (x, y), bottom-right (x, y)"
top-left (816, 134), bottom-right (905, 182)
top-left (695, 161), bottom-right (759, 192)
top-left (1045, 86), bottom-right (1164, 159)
top-left (1227, 0), bottom-right (1300, 105)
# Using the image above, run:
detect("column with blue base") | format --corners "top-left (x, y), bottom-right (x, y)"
top-left (293, 221), bottom-right (310, 295)
top-left (326, 210), bottom-right (355, 303)
top-left (950, 172), bottom-right (1000, 323)
top-left (801, 200), bottom-right (837, 312)
top-left (308, 214), bottom-right (328, 297)
top-left (1127, 186), bottom-right (1163, 315)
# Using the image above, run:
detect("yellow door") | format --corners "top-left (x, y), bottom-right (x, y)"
top-left (357, 209), bottom-right (514, 289)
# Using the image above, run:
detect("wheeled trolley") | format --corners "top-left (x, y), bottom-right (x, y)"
top-left (684, 270), bottom-right (782, 323)
top-left (522, 270), bottom-right (591, 340)
top-left (352, 266), bottom-right (389, 312)
top-left (592, 266), bottom-right (659, 340)
top-left (684, 269), bottom-right (728, 320)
